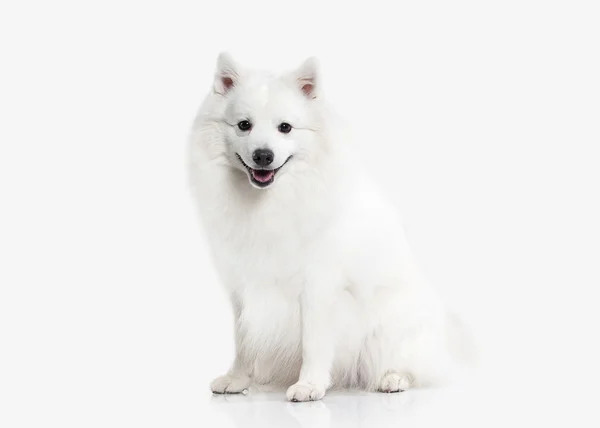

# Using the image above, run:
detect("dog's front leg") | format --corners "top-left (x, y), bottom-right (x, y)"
top-left (210, 350), bottom-right (252, 394)
top-left (286, 272), bottom-right (338, 402)
top-left (210, 295), bottom-right (252, 394)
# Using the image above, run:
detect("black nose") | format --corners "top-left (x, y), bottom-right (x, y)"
top-left (252, 149), bottom-right (274, 166)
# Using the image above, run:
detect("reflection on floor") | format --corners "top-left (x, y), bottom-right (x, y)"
top-left (209, 382), bottom-right (477, 428)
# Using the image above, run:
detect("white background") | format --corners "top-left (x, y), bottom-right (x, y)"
top-left (1, 1), bottom-right (599, 427)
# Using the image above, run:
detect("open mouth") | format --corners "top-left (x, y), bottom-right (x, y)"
top-left (236, 153), bottom-right (292, 188)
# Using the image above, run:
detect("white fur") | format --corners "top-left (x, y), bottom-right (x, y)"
top-left (189, 53), bottom-right (469, 401)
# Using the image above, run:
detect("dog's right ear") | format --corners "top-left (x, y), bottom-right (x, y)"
top-left (292, 57), bottom-right (319, 99)
top-left (214, 52), bottom-right (239, 95)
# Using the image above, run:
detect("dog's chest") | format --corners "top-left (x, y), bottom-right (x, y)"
top-left (205, 214), bottom-right (310, 298)
top-left (204, 186), bottom-right (329, 291)
top-left (238, 283), bottom-right (301, 339)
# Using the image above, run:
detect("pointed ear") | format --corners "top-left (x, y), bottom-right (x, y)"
top-left (214, 52), bottom-right (240, 95)
top-left (292, 57), bottom-right (319, 99)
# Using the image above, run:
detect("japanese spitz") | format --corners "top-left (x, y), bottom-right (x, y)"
top-left (188, 53), bottom-right (472, 401)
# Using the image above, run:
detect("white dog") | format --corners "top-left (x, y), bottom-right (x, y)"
top-left (188, 53), bottom-right (471, 402)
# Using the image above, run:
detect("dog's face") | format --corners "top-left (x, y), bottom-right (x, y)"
top-left (212, 54), bottom-right (323, 189)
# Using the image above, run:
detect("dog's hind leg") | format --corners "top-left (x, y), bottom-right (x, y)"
top-left (360, 319), bottom-right (449, 393)
top-left (378, 371), bottom-right (414, 393)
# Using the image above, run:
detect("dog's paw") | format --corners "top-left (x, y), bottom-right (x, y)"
top-left (210, 374), bottom-right (251, 394)
top-left (286, 381), bottom-right (326, 402)
top-left (378, 372), bottom-right (413, 393)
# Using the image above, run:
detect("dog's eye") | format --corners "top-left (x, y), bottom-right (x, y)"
top-left (278, 122), bottom-right (292, 134)
top-left (237, 120), bottom-right (252, 131)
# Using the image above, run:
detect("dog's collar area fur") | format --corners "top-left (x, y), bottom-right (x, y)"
top-left (235, 153), bottom-right (292, 188)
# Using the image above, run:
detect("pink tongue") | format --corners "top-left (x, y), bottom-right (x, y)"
top-left (252, 170), bottom-right (274, 183)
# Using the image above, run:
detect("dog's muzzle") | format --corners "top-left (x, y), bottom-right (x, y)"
top-left (236, 153), bottom-right (292, 188)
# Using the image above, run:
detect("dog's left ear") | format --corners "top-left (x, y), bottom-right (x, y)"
top-left (291, 57), bottom-right (319, 99)
top-left (214, 52), bottom-right (240, 95)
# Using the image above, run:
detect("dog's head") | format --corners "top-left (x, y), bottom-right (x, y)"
top-left (209, 53), bottom-right (325, 189)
